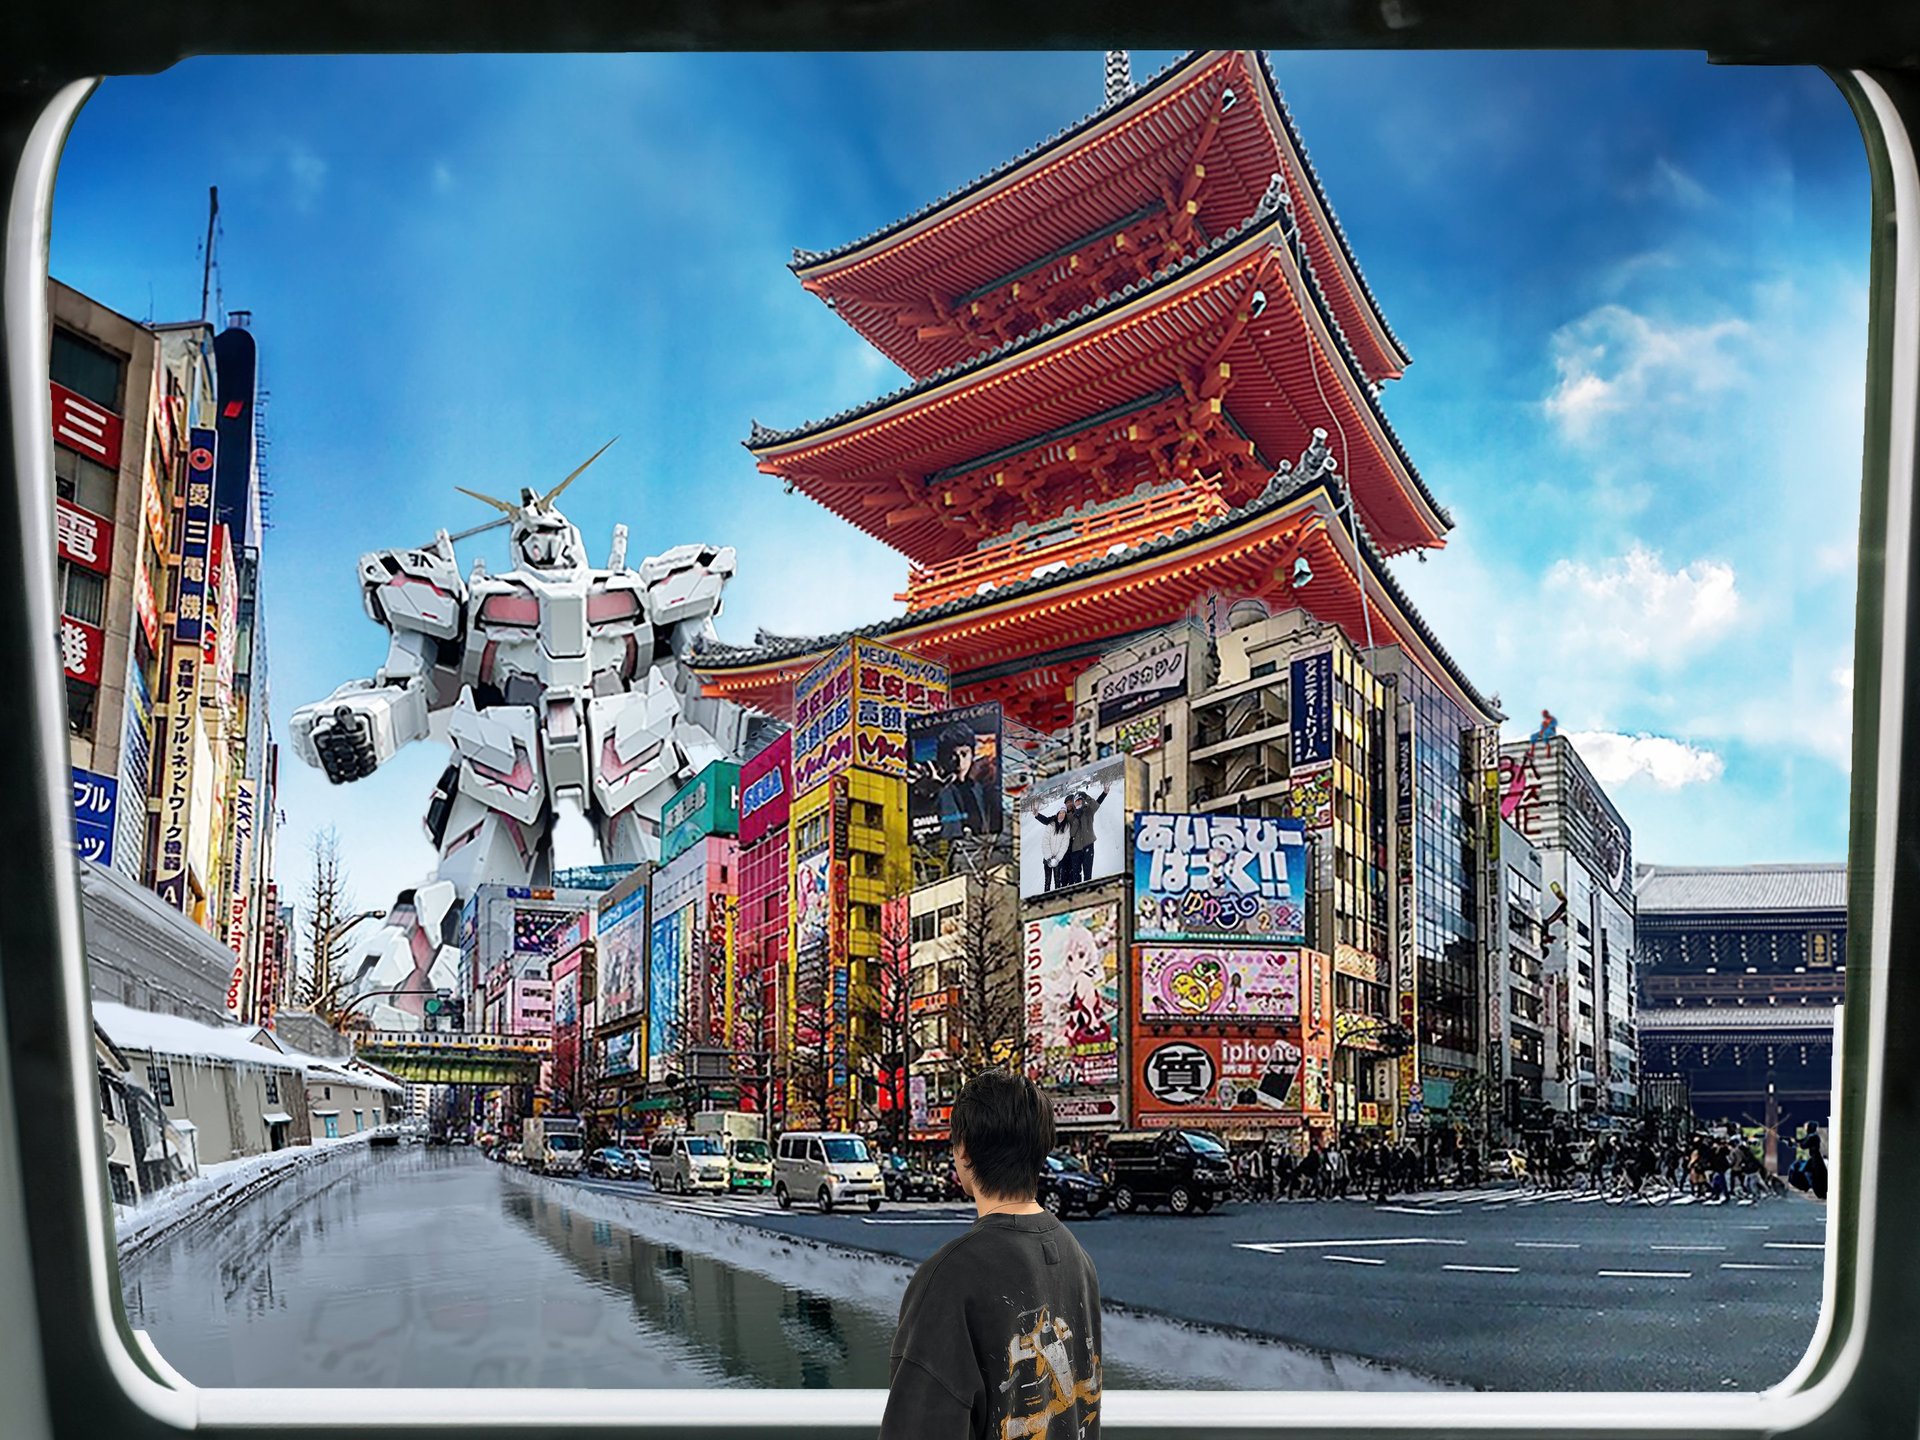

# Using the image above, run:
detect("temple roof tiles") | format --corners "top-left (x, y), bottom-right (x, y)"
top-left (750, 186), bottom-right (1453, 539)
top-left (787, 50), bottom-right (1409, 374)
top-left (696, 456), bottom-right (1492, 720)
top-left (1634, 864), bottom-right (1848, 916)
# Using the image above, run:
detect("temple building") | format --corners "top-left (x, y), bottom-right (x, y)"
top-left (696, 50), bottom-right (1502, 1135)
top-left (1634, 864), bottom-right (1843, 1162)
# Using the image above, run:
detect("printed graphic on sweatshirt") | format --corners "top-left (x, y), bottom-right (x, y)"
top-left (998, 1305), bottom-right (1101, 1439)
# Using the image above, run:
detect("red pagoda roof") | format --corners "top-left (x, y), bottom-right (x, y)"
top-left (791, 50), bottom-right (1409, 387)
top-left (749, 194), bottom-right (1449, 561)
top-left (696, 470), bottom-right (1494, 734)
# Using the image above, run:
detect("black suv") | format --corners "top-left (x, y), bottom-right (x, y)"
top-left (1105, 1129), bottom-right (1233, 1215)
top-left (880, 1154), bottom-right (947, 1202)
top-left (1036, 1152), bottom-right (1111, 1218)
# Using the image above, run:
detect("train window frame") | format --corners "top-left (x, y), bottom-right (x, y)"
top-left (2, 15), bottom-right (1918, 1440)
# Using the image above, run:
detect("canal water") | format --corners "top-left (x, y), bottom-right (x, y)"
top-left (121, 1145), bottom-right (1325, 1390)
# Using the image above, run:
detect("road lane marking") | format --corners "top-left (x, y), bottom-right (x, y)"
top-left (1443, 1264), bottom-right (1520, 1274)
top-left (861, 1217), bottom-right (972, 1225)
top-left (1722, 1263), bottom-right (1803, 1271)
top-left (1236, 1238), bottom-right (1468, 1253)
top-left (1324, 1255), bottom-right (1386, 1266)
top-left (1571, 1194), bottom-right (1605, 1204)
top-left (1514, 1241), bottom-right (1581, 1249)
top-left (1373, 1206), bottom-right (1457, 1217)
top-left (1738, 1224), bottom-right (1771, 1231)
top-left (1765, 1242), bottom-right (1826, 1250)
top-left (1650, 1245), bottom-right (1726, 1253)
top-left (1598, 1270), bottom-right (1692, 1279)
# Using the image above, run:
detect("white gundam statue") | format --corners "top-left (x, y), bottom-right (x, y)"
top-left (289, 443), bottom-right (754, 1022)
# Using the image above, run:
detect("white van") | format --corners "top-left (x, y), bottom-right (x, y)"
top-left (650, 1131), bottom-right (731, 1195)
top-left (774, 1131), bottom-right (883, 1213)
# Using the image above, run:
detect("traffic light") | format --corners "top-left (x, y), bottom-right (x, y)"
top-left (424, 994), bottom-right (446, 1017)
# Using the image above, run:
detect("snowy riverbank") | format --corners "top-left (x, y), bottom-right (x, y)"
top-left (115, 1129), bottom-right (396, 1258)
top-left (505, 1167), bottom-right (1458, 1392)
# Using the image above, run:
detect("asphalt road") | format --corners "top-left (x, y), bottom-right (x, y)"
top-left (558, 1171), bottom-right (1828, 1391)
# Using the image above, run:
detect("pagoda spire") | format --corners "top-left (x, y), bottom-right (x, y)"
top-left (1103, 50), bottom-right (1133, 106)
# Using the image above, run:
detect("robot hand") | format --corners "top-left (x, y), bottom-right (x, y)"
top-left (289, 679), bottom-right (430, 784)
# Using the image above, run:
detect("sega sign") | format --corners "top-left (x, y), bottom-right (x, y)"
top-left (738, 730), bottom-right (791, 846)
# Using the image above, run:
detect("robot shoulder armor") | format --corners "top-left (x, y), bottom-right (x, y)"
top-left (359, 547), bottom-right (465, 638)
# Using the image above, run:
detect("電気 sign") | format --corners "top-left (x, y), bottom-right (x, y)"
top-left (176, 428), bottom-right (217, 646)
top-left (56, 498), bottom-right (112, 575)
top-left (1097, 644), bottom-right (1188, 727)
top-left (1132, 813), bottom-right (1308, 944)
top-left (1137, 947), bottom-right (1299, 1021)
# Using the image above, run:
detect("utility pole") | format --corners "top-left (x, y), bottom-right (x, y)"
top-left (199, 186), bottom-right (219, 325)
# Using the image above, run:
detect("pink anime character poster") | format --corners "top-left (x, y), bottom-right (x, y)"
top-left (1023, 904), bottom-right (1120, 1090)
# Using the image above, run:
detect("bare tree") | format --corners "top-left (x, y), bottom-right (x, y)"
top-left (299, 828), bottom-right (357, 1027)
top-left (854, 895), bottom-right (918, 1147)
top-left (949, 844), bottom-right (1022, 1074)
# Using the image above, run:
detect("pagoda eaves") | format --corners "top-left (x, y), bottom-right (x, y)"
top-left (790, 50), bottom-right (1410, 389)
top-left (750, 192), bottom-right (1450, 568)
top-left (696, 470), bottom-right (1494, 735)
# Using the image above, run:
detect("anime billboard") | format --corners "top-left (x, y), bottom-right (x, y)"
top-left (1132, 812), bottom-right (1308, 944)
top-left (1137, 948), bottom-right (1300, 1022)
top-left (1022, 903), bottom-right (1119, 1091)
top-left (907, 700), bottom-right (1004, 843)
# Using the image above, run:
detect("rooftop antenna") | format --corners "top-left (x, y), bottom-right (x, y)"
top-left (1104, 50), bottom-right (1133, 106)
top-left (199, 185), bottom-right (219, 325)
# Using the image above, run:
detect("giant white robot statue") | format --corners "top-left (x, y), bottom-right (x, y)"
top-left (289, 443), bottom-right (753, 1017)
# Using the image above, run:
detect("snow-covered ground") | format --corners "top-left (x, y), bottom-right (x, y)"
top-left (114, 1128), bottom-right (397, 1258)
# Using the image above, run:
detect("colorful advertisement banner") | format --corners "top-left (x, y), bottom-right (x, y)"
top-left (224, 778), bottom-right (256, 1016)
top-left (1107, 712), bottom-right (1164, 757)
top-left (70, 767), bottom-right (116, 865)
top-left (794, 847), bottom-right (831, 956)
top-left (594, 876), bottom-right (648, 1028)
top-left (1132, 813), bottom-right (1309, 944)
top-left (1131, 1032), bottom-right (1331, 1127)
top-left (1137, 947), bottom-right (1299, 1021)
top-left (1097, 643), bottom-right (1188, 728)
top-left (661, 760), bottom-right (741, 864)
top-left (602, 1027), bottom-right (641, 1079)
top-left (1018, 755), bottom-right (1127, 900)
top-left (738, 732), bottom-right (791, 847)
top-left (791, 640), bottom-right (949, 794)
top-left (555, 969), bottom-right (579, 1030)
top-left (907, 700), bottom-right (1003, 843)
top-left (648, 904), bottom-right (692, 1082)
top-left (1289, 646), bottom-right (1335, 770)
top-left (792, 642), bottom-right (855, 796)
top-left (56, 498), bottom-right (112, 575)
top-left (1023, 903), bottom-right (1120, 1091)
top-left (852, 641), bottom-right (949, 775)
top-left (1284, 769), bottom-right (1333, 829)
top-left (152, 647), bottom-right (201, 910)
top-left (513, 906), bottom-right (576, 955)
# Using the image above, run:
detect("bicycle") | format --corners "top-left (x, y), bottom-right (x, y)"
top-left (1603, 1170), bottom-right (1675, 1206)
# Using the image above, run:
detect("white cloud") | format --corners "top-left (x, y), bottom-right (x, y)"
top-left (431, 161), bottom-right (455, 193)
top-left (286, 143), bottom-right (328, 213)
top-left (1648, 157), bottom-right (1711, 210)
top-left (1543, 304), bottom-right (1749, 444)
top-left (1567, 730), bottom-right (1724, 789)
top-left (1541, 545), bottom-right (1742, 664)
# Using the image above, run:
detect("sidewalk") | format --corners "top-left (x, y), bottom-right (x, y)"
top-left (114, 1128), bottom-right (395, 1258)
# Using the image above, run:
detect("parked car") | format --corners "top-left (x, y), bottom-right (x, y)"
top-left (587, 1146), bottom-right (636, 1179)
top-left (880, 1154), bottom-right (946, 1202)
top-left (651, 1132), bottom-right (731, 1194)
top-left (725, 1136), bottom-right (775, 1193)
top-left (774, 1131), bottom-right (883, 1212)
top-left (1037, 1152), bottom-right (1111, 1218)
top-left (1104, 1129), bottom-right (1232, 1215)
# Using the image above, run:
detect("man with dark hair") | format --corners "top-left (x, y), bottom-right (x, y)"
top-left (881, 1069), bottom-right (1102, 1439)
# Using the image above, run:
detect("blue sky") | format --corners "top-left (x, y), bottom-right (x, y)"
top-left (49, 51), bottom-right (1868, 909)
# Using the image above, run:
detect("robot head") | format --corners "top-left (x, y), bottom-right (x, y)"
top-left (510, 503), bottom-right (587, 572)
top-left (456, 438), bottom-right (614, 574)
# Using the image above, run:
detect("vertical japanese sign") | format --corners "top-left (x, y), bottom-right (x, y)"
top-left (1289, 646), bottom-right (1335, 770)
top-left (225, 779), bottom-right (255, 1017)
top-left (177, 431), bottom-right (216, 645)
top-left (851, 639), bottom-right (949, 775)
top-left (154, 429), bottom-right (216, 912)
top-left (791, 642), bottom-right (855, 795)
top-left (70, 767), bottom-right (117, 865)
top-left (56, 499), bottom-right (109, 687)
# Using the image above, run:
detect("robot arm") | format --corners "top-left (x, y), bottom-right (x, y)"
top-left (291, 540), bottom-right (466, 785)
top-left (640, 543), bottom-right (735, 659)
